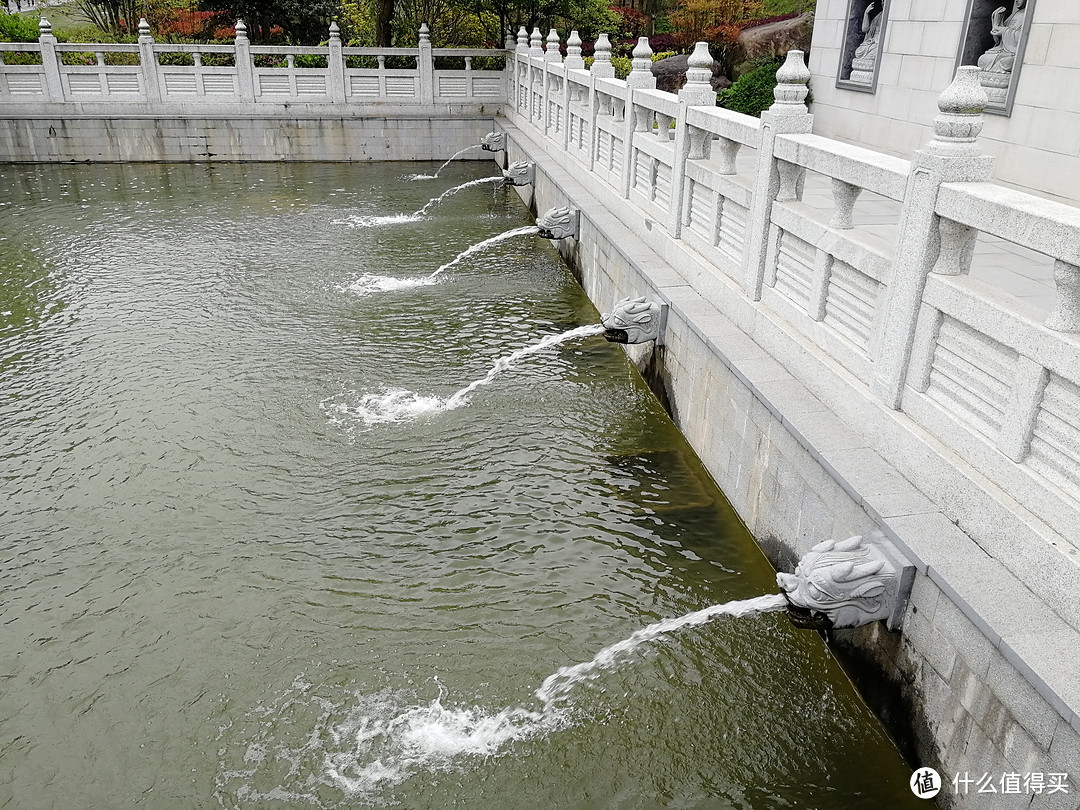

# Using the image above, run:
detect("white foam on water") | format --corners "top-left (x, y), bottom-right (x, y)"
top-left (323, 324), bottom-right (606, 430)
top-left (332, 213), bottom-right (423, 228)
top-left (324, 688), bottom-right (567, 800)
top-left (321, 388), bottom-right (453, 428)
top-left (342, 274), bottom-right (440, 297)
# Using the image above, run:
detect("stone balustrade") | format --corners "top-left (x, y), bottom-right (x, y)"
top-left (0, 19), bottom-right (507, 108)
top-left (505, 32), bottom-right (1080, 599)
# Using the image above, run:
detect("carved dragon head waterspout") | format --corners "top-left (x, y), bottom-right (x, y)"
top-left (502, 161), bottom-right (534, 187)
top-left (601, 296), bottom-right (666, 345)
top-left (480, 131), bottom-right (505, 152)
top-left (536, 206), bottom-right (579, 240)
top-left (777, 533), bottom-right (914, 631)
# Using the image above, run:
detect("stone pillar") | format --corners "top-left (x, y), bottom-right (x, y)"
top-left (621, 36), bottom-right (655, 198)
top-left (588, 34), bottom-right (615, 173)
top-left (38, 18), bottom-right (64, 102)
top-left (669, 41), bottom-right (716, 237)
top-left (543, 29), bottom-right (561, 136)
top-left (417, 24), bottom-right (434, 107)
top-left (234, 20), bottom-right (255, 102)
top-left (136, 19), bottom-right (161, 102)
top-left (327, 21), bottom-right (346, 103)
top-left (743, 50), bottom-right (814, 300)
top-left (870, 66), bottom-right (994, 409)
top-left (515, 27), bottom-right (529, 115)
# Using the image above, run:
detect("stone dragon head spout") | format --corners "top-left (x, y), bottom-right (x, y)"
top-left (480, 131), bottom-right (505, 151)
top-left (601, 296), bottom-right (665, 344)
top-left (536, 206), bottom-right (579, 240)
top-left (777, 534), bottom-right (910, 630)
top-left (502, 160), bottom-right (534, 187)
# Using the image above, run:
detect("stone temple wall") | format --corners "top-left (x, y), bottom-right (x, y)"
top-left (808, 0), bottom-right (1080, 206)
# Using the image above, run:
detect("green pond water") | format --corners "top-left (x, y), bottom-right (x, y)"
top-left (0, 161), bottom-right (924, 809)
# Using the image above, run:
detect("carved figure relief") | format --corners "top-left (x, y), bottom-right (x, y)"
top-left (977, 0), bottom-right (1027, 105)
top-left (957, 0), bottom-right (1036, 114)
top-left (837, 0), bottom-right (891, 92)
top-left (601, 297), bottom-right (664, 345)
top-left (848, 3), bottom-right (882, 84)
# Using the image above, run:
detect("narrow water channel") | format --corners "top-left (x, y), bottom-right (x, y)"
top-left (0, 161), bottom-right (924, 809)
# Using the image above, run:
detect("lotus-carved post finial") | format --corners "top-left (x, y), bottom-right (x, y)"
top-left (329, 20), bottom-right (341, 43)
top-left (234, 19), bottom-right (248, 45)
top-left (770, 49), bottom-right (811, 115)
top-left (626, 36), bottom-right (656, 89)
top-left (480, 131), bottom-right (505, 152)
top-left (38, 17), bottom-right (53, 38)
top-left (926, 65), bottom-right (988, 157)
top-left (138, 18), bottom-right (152, 41)
top-left (530, 27), bottom-right (544, 58)
top-left (535, 206), bottom-right (580, 240)
top-left (545, 28), bottom-right (562, 62)
top-left (777, 533), bottom-right (915, 631)
top-left (504, 27), bottom-right (516, 51)
top-left (516, 26), bottom-right (529, 53)
top-left (592, 33), bottom-right (615, 78)
top-left (502, 160), bottom-right (534, 186)
top-left (601, 296), bottom-right (668, 345)
top-left (419, 23), bottom-right (430, 42)
top-left (680, 41), bottom-right (716, 107)
top-left (565, 30), bottom-right (585, 70)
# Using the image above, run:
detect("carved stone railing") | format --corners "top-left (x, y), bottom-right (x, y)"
top-left (504, 37), bottom-right (1080, 551)
top-left (0, 19), bottom-right (508, 108)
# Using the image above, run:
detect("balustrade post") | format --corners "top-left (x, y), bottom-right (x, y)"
top-left (743, 50), bottom-right (813, 300)
top-left (136, 19), bottom-right (162, 102)
top-left (588, 33), bottom-right (615, 173)
top-left (669, 41), bottom-right (715, 237)
top-left (621, 37), bottom-right (655, 199)
top-left (543, 29), bottom-right (561, 136)
top-left (562, 31), bottom-right (585, 152)
top-left (417, 24), bottom-right (434, 107)
top-left (327, 21), bottom-right (346, 103)
top-left (234, 20), bottom-right (255, 102)
top-left (37, 18), bottom-right (64, 102)
top-left (515, 27), bottom-right (528, 115)
top-left (870, 66), bottom-right (994, 409)
top-left (503, 28), bottom-right (516, 109)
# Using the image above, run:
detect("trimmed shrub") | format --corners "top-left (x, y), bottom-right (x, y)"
top-left (716, 56), bottom-right (781, 117)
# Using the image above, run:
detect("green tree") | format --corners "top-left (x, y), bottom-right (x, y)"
top-left (197, 0), bottom-right (338, 41)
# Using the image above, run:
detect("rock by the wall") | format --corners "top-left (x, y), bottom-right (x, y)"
top-left (651, 53), bottom-right (731, 95)
top-left (730, 13), bottom-right (814, 77)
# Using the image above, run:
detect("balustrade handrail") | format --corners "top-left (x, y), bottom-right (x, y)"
top-left (773, 132), bottom-right (909, 201)
top-left (937, 182), bottom-right (1080, 266)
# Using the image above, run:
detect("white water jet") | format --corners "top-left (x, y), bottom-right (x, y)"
top-left (320, 594), bottom-right (788, 799)
top-left (321, 324), bottom-right (605, 428)
top-left (341, 274), bottom-right (439, 297)
top-left (535, 593), bottom-right (788, 706)
top-left (429, 225), bottom-right (540, 279)
top-left (406, 144), bottom-right (482, 180)
top-left (414, 175), bottom-right (503, 217)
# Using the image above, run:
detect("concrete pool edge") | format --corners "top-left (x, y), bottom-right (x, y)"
top-left (496, 116), bottom-right (1080, 799)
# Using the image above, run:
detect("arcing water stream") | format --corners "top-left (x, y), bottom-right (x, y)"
top-left (405, 144), bottom-right (483, 180)
top-left (322, 323), bottom-right (605, 427)
top-left (342, 225), bottom-right (541, 297)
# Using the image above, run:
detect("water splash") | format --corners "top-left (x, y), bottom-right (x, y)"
top-left (331, 212), bottom-right (422, 228)
top-left (414, 176), bottom-right (503, 218)
top-left (215, 595), bottom-right (787, 803)
top-left (341, 274), bottom-right (439, 297)
top-left (429, 225), bottom-right (540, 279)
top-left (405, 145), bottom-right (482, 180)
top-left (321, 324), bottom-right (605, 429)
